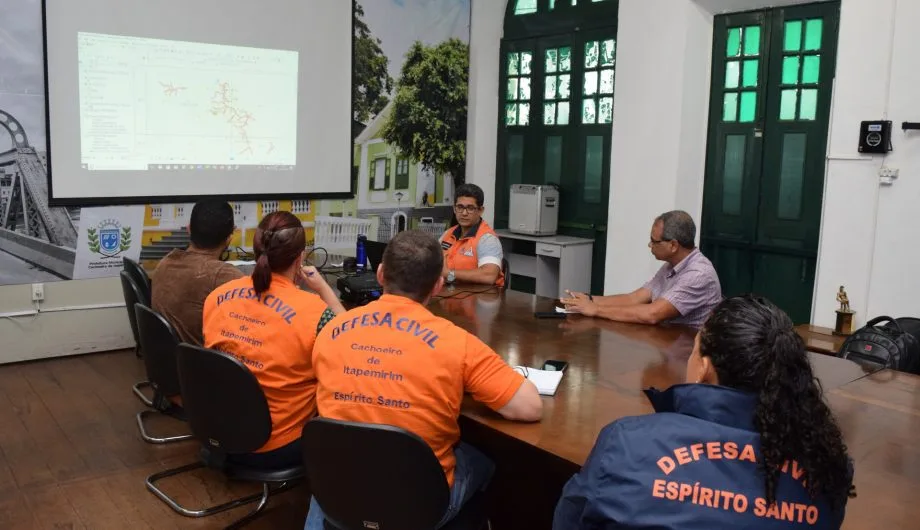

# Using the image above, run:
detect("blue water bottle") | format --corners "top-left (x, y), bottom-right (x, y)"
top-left (355, 234), bottom-right (367, 273)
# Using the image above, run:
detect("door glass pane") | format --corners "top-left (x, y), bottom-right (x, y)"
top-left (519, 77), bottom-right (531, 99)
top-left (742, 60), bottom-right (758, 87)
top-left (739, 91), bottom-right (756, 122)
top-left (544, 76), bottom-right (556, 99)
top-left (518, 103), bottom-right (530, 125)
top-left (777, 133), bottom-right (807, 220)
top-left (804, 19), bottom-right (823, 50)
top-left (726, 28), bottom-right (742, 57)
top-left (507, 78), bottom-right (519, 100)
top-left (743, 26), bottom-right (761, 56)
top-left (514, 0), bottom-right (538, 15)
top-left (585, 41), bottom-right (599, 68)
top-left (584, 136), bottom-right (604, 203)
top-left (599, 70), bottom-right (614, 94)
top-left (505, 104), bottom-right (517, 125)
top-left (780, 89), bottom-right (797, 120)
top-left (545, 49), bottom-right (558, 73)
top-left (723, 93), bottom-right (738, 122)
top-left (802, 55), bottom-right (820, 84)
top-left (544, 102), bottom-right (556, 125)
top-left (558, 75), bottom-right (571, 98)
top-left (725, 61), bottom-right (740, 89)
top-left (721, 135), bottom-right (747, 215)
top-left (584, 71), bottom-right (598, 95)
top-left (598, 97), bottom-right (613, 123)
top-left (782, 56), bottom-right (800, 85)
top-left (784, 21), bottom-right (803, 51)
top-left (799, 89), bottom-right (817, 120)
top-left (508, 53), bottom-right (520, 75)
top-left (600, 39), bottom-right (616, 66)
top-left (557, 102), bottom-right (570, 125)
top-left (507, 135), bottom-right (524, 185)
top-left (559, 47), bottom-right (572, 71)
top-left (582, 99), bottom-right (597, 123)
top-left (544, 136), bottom-right (563, 184)
top-left (521, 52), bottom-right (533, 74)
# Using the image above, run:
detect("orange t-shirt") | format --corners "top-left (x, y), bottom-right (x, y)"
top-left (202, 274), bottom-right (329, 452)
top-left (313, 294), bottom-right (525, 486)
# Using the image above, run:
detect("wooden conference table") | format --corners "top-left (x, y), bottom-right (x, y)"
top-left (429, 286), bottom-right (920, 530)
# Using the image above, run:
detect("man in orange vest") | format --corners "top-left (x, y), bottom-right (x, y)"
top-left (307, 230), bottom-right (541, 528)
top-left (440, 184), bottom-right (505, 286)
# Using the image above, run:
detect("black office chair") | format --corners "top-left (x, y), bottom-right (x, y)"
top-left (146, 344), bottom-right (304, 528)
top-left (123, 257), bottom-right (151, 305)
top-left (134, 304), bottom-right (193, 444)
top-left (501, 258), bottom-right (510, 291)
top-left (121, 271), bottom-right (156, 404)
top-left (302, 418), bottom-right (490, 530)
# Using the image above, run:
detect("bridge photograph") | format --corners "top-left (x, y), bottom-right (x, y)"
top-left (0, 108), bottom-right (78, 283)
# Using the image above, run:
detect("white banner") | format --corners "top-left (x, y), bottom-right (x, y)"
top-left (73, 206), bottom-right (146, 280)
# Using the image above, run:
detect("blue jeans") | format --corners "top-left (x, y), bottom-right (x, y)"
top-left (305, 442), bottom-right (494, 529)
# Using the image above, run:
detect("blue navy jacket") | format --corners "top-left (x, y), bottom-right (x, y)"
top-left (553, 384), bottom-right (849, 530)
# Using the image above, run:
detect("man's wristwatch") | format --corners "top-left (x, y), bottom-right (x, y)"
top-left (447, 270), bottom-right (456, 283)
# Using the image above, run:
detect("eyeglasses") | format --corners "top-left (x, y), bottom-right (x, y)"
top-left (454, 204), bottom-right (481, 214)
top-left (649, 237), bottom-right (672, 245)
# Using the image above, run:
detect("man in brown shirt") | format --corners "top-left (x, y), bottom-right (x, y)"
top-left (152, 199), bottom-right (243, 345)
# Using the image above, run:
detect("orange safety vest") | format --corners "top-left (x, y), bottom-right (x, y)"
top-left (440, 221), bottom-right (504, 287)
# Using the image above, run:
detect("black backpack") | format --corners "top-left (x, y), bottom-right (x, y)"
top-left (838, 316), bottom-right (920, 374)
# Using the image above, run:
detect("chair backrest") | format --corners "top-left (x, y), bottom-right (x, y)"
top-left (135, 304), bottom-right (182, 396)
top-left (302, 418), bottom-right (450, 530)
top-left (501, 257), bottom-right (510, 290)
top-left (175, 344), bottom-right (272, 454)
top-left (119, 271), bottom-right (143, 346)
top-left (123, 257), bottom-right (151, 304)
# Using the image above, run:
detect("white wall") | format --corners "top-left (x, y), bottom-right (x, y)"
top-left (816, 0), bottom-right (920, 326)
top-left (465, 0), bottom-right (505, 226)
top-left (0, 277), bottom-right (133, 363)
top-left (605, 0), bottom-right (713, 293)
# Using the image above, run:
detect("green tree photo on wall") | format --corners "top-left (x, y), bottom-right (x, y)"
top-left (383, 38), bottom-right (470, 186)
top-left (353, 0), bottom-right (393, 123)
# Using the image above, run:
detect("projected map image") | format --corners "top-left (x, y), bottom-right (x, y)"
top-left (77, 32), bottom-right (298, 171)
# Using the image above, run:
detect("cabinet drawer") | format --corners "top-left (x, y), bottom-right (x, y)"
top-left (536, 243), bottom-right (561, 258)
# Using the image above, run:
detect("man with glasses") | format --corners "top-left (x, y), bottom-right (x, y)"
top-left (562, 211), bottom-right (721, 329)
top-left (440, 184), bottom-right (505, 286)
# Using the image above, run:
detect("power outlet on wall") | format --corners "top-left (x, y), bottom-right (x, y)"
top-left (31, 283), bottom-right (44, 302)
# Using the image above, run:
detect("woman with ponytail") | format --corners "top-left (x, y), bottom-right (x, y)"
top-left (554, 295), bottom-right (855, 530)
top-left (202, 211), bottom-right (345, 469)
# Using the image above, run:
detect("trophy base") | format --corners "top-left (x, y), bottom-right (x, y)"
top-left (833, 310), bottom-right (855, 336)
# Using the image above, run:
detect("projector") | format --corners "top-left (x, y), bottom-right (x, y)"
top-left (337, 274), bottom-right (382, 306)
top-left (508, 184), bottom-right (559, 236)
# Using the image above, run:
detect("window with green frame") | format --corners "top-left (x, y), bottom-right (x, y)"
top-left (506, 51), bottom-right (533, 126)
top-left (543, 46), bottom-right (572, 125)
top-left (582, 38), bottom-right (616, 124)
top-left (779, 18), bottom-right (824, 121)
top-left (394, 158), bottom-right (410, 189)
top-left (369, 156), bottom-right (390, 191)
top-left (720, 24), bottom-right (762, 123)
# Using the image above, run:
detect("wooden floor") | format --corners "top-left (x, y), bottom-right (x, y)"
top-left (0, 350), bottom-right (311, 529)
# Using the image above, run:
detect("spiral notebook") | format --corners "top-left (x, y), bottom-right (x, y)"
top-left (514, 366), bottom-right (565, 396)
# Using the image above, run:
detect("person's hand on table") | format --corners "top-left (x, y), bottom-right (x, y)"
top-left (560, 290), bottom-right (598, 317)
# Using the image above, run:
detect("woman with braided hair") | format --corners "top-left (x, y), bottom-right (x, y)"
top-left (203, 211), bottom-right (345, 469)
top-left (554, 294), bottom-right (855, 529)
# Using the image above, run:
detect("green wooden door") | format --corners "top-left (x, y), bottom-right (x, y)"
top-left (497, 30), bottom-right (616, 294)
top-left (701, 2), bottom-right (839, 324)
